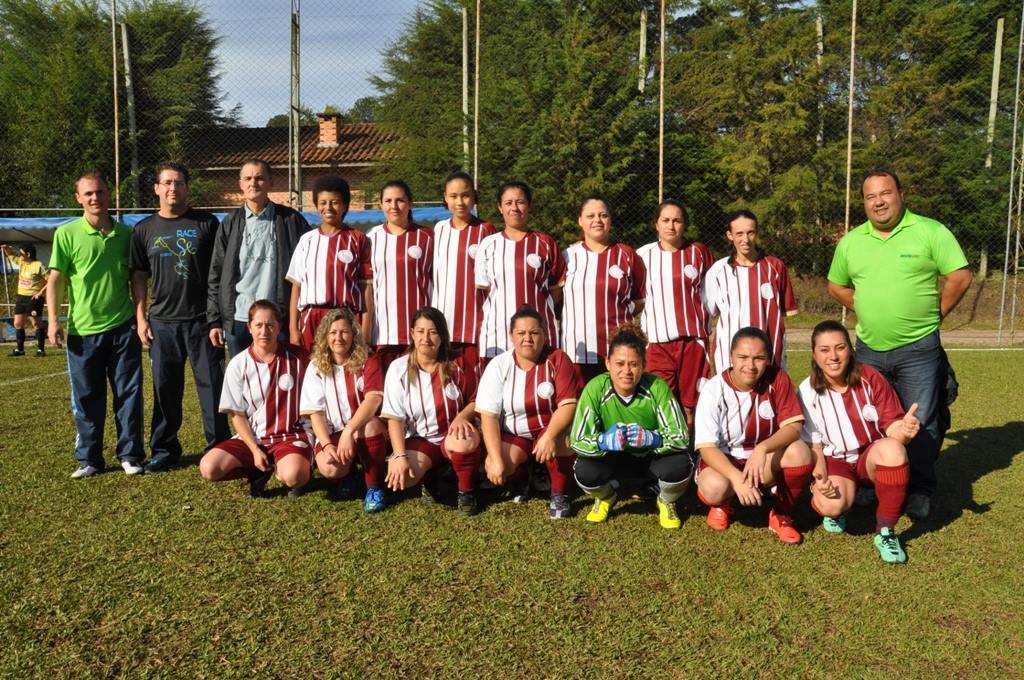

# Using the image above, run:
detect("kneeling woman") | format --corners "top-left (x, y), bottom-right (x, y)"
top-left (199, 300), bottom-right (313, 497)
top-left (380, 307), bottom-right (482, 516)
top-left (477, 306), bottom-right (579, 519)
top-left (799, 320), bottom-right (918, 564)
top-left (693, 327), bottom-right (812, 544)
top-left (569, 324), bottom-right (692, 529)
top-left (299, 308), bottom-right (389, 512)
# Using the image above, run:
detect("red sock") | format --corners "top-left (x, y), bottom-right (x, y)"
top-left (357, 434), bottom-right (388, 489)
top-left (775, 463), bottom-right (813, 515)
top-left (545, 455), bottom-right (575, 495)
top-left (873, 463), bottom-right (909, 531)
top-left (447, 447), bottom-right (480, 493)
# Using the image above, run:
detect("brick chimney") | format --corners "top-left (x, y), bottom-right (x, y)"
top-left (317, 112), bottom-right (341, 148)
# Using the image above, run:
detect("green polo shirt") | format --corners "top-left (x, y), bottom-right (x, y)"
top-left (828, 210), bottom-right (968, 351)
top-left (49, 216), bottom-right (134, 336)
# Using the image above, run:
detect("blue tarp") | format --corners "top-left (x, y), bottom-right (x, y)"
top-left (0, 206), bottom-right (455, 232)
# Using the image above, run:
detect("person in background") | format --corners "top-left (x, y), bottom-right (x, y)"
top-left (207, 158), bottom-right (310, 357)
top-left (130, 161), bottom-right (229, 473)
top-left (47, 170), bottom-right (145, 478)
top-left (2, 243), bottom-right (48, 357)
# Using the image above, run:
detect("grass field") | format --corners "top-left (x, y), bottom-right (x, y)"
top-left (1, 348), bottom-right (1023, 679)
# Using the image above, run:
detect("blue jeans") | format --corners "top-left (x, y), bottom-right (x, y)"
top-left (225, 320), bottom-right (253, 360)
top-left (149, 318), bottom-right (229, 462)
top-left (856, 331), bottom-right (945, 496)
top-left (66, 320), bottom-right (145, 468)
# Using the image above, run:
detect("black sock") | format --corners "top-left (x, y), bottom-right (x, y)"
top-left (36, 326), bottom-right (45, 349)
top-left (15, 328), bottom-right (25, 351)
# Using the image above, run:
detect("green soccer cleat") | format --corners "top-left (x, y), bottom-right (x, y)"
top-left (586, 495), bottom-right (617, 523)
top-left (822, 515), bottom-right (846, 533)
top-left (656, 497), bottom-right (681, 530)
top-left (873, 527), bottom-right (907, 564)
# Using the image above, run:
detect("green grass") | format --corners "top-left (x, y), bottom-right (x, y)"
top-left (1, 349), bottom-right (1023, 678)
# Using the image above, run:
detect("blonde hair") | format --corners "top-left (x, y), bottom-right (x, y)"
top-left (311, 308), bottom-right (368, 376)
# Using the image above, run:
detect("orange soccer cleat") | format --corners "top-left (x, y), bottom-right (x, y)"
top-left (768, 509), bottom-right (802, 545)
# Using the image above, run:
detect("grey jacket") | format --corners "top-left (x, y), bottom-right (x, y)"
top-left (206, 201), bottom-right (310, 329)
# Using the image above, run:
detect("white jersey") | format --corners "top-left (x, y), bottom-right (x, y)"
top-left (431, 217), bottom-right (497, 344)
top-left (560, 242), bottom-right (645, 364)
top-left (475, 347), bottom-right (579, 439)
top-left (367, 224), bottom-right (433, 346)
top-left (299, 356), bottom-right (384, 434)
top-left (637, 240), bottom-right (715, 343)
top-left (220, 345), bottom-right (313, 445)
top-left (381, 354), bottom-right (477, 444)
top-left (797, 365), bottom-right (903, 464)
top-left (474, 230), bottom-right (566, 358)
top-left (285, 226), bottom-right (371, 311)
top-left (705, 255), bottom-right (797, 371)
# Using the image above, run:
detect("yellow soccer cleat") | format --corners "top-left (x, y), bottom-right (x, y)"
top-left (586, 495), bottom-right (617, 523)
top-left (656, 497), bottom-right (681, 529)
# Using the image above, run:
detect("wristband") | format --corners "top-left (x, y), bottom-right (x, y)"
top-left (315, 441), bottom-right (332, 454)
top-left (387, 452), bottom-right (408, 462)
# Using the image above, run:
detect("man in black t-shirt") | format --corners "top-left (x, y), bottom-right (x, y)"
top-left (131, 162), bottom-right (229, 472)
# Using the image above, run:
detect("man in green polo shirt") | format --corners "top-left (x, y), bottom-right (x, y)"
top-left (46, 170), bottom-right (145, 479)
top-left (827, 169), bottom-right (972, 519)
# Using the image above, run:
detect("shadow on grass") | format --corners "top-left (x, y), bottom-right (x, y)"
top-left (900, 421), bottom-right (1024, 544)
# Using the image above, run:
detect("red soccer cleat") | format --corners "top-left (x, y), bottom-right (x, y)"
top-left (768, 509), bottom-right (802, 545)
top-left (706, 504), bottom-right (734, 531)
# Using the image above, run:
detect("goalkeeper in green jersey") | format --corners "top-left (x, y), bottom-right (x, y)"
top-left (569, 323), bottom-right (693, 529)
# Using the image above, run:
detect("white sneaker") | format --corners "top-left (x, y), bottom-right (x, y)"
top-left (121, 460), bottom-right (144, 476)
top-left (71, 464), bottom-right (100, 479)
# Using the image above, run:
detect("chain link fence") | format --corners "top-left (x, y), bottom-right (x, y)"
top-left (0, 0), bottom-right (1021, 338)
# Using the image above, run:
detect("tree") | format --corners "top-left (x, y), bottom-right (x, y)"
top-left (267, 105), bottom-right (319, 128)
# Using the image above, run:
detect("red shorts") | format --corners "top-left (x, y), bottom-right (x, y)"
top-left (825, 445), bottom-right (873, 484)
top-left (573, 362), bottom-right (605, 389)
top-left (405, 436), bottom-right (449, 467)
top-left (374, 344), bottom-right (408, 367)
top-left (451, 342), bottom-right (481, 376)
top-left (501, 431), bottom-right (536, 458)
top-left (646, 337), bottom-right (711, 408)
top-left (217, 437), bottom-right (314, 467)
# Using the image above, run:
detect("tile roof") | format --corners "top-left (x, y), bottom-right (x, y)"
top-left (185, 122), bottom-right (397, 169)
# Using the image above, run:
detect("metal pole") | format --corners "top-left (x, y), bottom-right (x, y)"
top-left (462, 6), bottom-right (469, 170)
top-left (841, 0), bottom-right (857, 324)
top-left (110, 0), bottom-right (121, 218)
top-left (289, 0), bottom-right (302, 209)
top-left (998, 6), bottom-right (1024, 343)
top-left (120, 22), bottom-right (139, 208)
top-left (658, 0), bottom-right (665, 203)
top-left (473, 0), bottom-right (480, 184)
top-left (986, 18), bottom-right (1005, 169)
top-left (638, 9), bottom-right (647, 93)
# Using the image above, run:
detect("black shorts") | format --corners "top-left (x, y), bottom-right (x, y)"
top-left (13, 295), bottom-right (44, 317)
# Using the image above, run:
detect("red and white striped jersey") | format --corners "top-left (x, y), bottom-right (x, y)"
top-left (220, 345), bottom-right (312, 445)
top-left (475, 347), bottom-right (579, 439)
top-left (637, 240), bottom-right (714, 343)
top-left (285, 226), bottom-right (371, 311)
top-left (694, 365), bottom-right (803, 460)
top-left (798, 364), bottom-right (903, 463)
top-left (431, 217), bottom-right (497, 344)
top-left (705, 255), bottom-right (798, 372)
top-left (299, 354), bottom-right (384, 434)
top-left (561, 242), bottom-right (646, 364)
top-left (367, 224), bottom-right (433, 346)
top-left (381, 355), bottom-right (477, 444)
top-left (475, 231), bottom-right (566, 358)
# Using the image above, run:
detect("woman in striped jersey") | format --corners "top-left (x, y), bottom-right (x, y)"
top-left (799, 320), bottom-right (917, 564)
top-left (431, 171), bottom-right (496, 371)
top-left (299, 308), bottom-right (389, 512)
top-left (475, 182), bottom-right (566, 364)
top-left (637, 199), bottom-right (715, 436)
top-left (704, 209), bottom-right (797, 372)
top-left (199, 300), bottom-right (314, 497)
top-left (381, 307), bottom-right (483, 516)
top-left (366, 180), bottom-right (433, 367)
top-left (693, 326), bottom-right (813, 544)
top-left (477, 306), bottom-right (579, 519)
top-left (561, 194), bottom-right (646, 385)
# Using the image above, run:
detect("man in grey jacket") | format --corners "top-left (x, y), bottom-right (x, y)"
top-left (207, 158), bottom-right (310, 357)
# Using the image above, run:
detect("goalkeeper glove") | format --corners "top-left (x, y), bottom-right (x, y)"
top-left (597, 424), bottom-right (627, 452)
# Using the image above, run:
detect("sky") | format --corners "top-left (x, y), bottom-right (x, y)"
top-left (203, 0), bottom-right (428, 126)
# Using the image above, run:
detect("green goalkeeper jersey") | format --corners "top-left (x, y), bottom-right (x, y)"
top-left (570, 372), bottom-right (689, 458)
